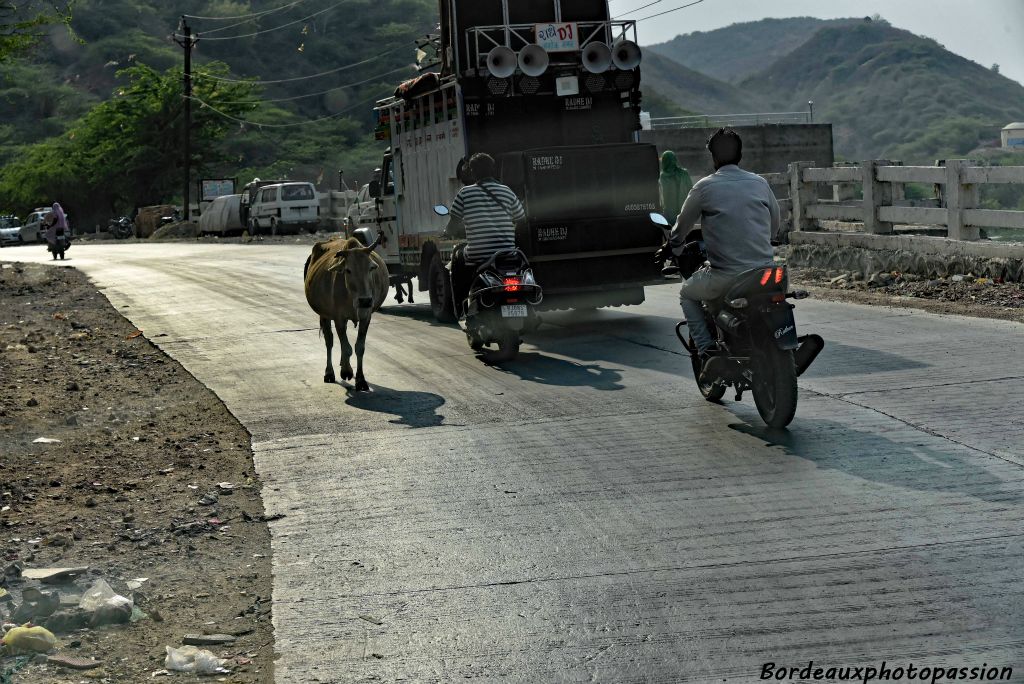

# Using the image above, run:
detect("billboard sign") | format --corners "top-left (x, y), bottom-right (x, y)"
top-left (200, 178), bottom-right (236, 202)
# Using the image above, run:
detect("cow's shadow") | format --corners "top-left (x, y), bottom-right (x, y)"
top-left (344, 384), bottom-right (446, 428)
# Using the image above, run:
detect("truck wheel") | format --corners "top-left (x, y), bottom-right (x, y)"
top-left (428, 255), bottom-right (456, 323)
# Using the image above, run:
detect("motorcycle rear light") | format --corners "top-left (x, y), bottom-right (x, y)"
top-left (503, 277), bottom-right (521, 292)
top-left (774, 267), bottom-right (785, 284)
top-left (760, 269), bottom-right (773, 286)
top-left (770, 293), bottom-right (787, 303)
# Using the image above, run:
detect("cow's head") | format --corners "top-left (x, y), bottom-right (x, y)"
top-left (328, 236), bottom-right (382, 318)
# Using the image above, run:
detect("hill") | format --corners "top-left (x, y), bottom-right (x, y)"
top-left (647, 17), bottom-right (858, 84)
top-left (641, 51), bottom-right (767, 117)
top-left (741, 20), bottom-right (1024, 162)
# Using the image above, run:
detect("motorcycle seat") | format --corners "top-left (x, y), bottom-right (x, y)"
top-left (721, 265), bottom-right (788, 302)
top-left (475, 249), bottom-right (530, 274)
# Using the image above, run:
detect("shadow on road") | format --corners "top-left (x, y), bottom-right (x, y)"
top-left (345, 384), bottom-right (447, 428)
top-left (491, 351), bottom-right (625, 391)
top-left (729, 419), bottom-right (1023, 505)
top-left (379, 304), bottom-right (456, 329)
top-left (801, 341), bottom-right (930, 378)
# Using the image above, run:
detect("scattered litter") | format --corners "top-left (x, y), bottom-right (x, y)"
top-left (1, 625), bottom-right (58, 654)
top-left (79, 579), bottom-right (133, 626)
top-left (47, 654), bottom-right (102, 670)
top-left (151, 669), bottom-right (172, 677)
top-left (32, 437), bottom-right (61, 444)
top-left (217, 482), bottom-right (236, 492)
top-left (52, 313), bottom-right (67, 321)
top-left (125, 330), bottom-right (143, 340)
top-left (126, 578), bottom-right (149, 591)
top-left (22, 567), bottom-right (88, 583)
top-left (164, 645), bottom-right (230, 674)
top-left (182, 633), bottom-right (236, 646)
top-left (359, 614), bottom-right (383, 626)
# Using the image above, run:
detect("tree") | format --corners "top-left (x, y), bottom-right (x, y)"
top-left (991, 63), bottom-right (1000, 74)
top-left (0, 1), bottom-right (74, 62)
top-left (0, 60), bottom-right (258, 224)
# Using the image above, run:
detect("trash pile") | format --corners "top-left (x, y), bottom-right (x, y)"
top-left (0, 563), bottom-right (257, 678)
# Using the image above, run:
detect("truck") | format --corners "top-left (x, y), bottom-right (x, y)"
top-left (359, 0), bottom-right (663, 321)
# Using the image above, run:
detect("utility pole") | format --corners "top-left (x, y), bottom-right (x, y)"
top-left (174, 18), bottom-right (197, 222)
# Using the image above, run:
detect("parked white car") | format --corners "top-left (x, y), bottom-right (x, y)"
top-left (0, 215), bottom-right (22, 246)
top-left (248, 182), bottom-right (320, 235)
top-left (20, 208), bottom-right (52, 243)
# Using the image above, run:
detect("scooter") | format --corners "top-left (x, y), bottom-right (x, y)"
top-left (46, 229), bottom-right (70, 261)
top-left (108, 216), bottom-right (134, 239)
top-left (433, 205), bottom-right (543, 361)
top-left (651, 213), bottom-right (824, 428)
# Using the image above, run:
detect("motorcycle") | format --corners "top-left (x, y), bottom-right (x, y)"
top-left (651, 213), bottom-right (824, 428)
top-left (433, 205), bottom-right (543, 361)
top-left (46, 229), bottom-right (70, 260)
top-left (108, 216), bottom-right (135, 240)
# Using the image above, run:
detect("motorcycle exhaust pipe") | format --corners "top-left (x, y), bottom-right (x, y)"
top-left (794, 334), bottom-right (825, 376)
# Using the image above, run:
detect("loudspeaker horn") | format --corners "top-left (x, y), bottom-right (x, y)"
top-left (517, 44), bottom-right (550, 77)
top-left (581, 41), bottom-right (612, 74)
top-left (486, 46), bottom-right (517, 78)
top-left (611, 40), bottom-right (642, 71)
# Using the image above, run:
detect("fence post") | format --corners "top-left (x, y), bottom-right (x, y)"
top-left (789, 161), bottom-right (816, 233)
top-left (946, 159), bottom-right (979, 240)
top-left (862, 159), bottom-right (893, 234)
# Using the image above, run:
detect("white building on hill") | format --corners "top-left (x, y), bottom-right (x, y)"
top-left (1003, 122), bottom-right (1024, 149)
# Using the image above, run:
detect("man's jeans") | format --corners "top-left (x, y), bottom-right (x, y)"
top-left (679, 267), bottom-right (734, 353)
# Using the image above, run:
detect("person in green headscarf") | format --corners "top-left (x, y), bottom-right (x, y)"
top-left (659, 150), bottom-right (693, 220)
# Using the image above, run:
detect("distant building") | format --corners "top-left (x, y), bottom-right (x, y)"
top-left (1003, 122), bottom-right (1024, 149)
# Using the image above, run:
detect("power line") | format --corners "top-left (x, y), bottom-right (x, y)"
top-left (211, 64), bottom-right (413, 104)
top-left (189, 89), bottom-right (386, 129)
top-left (191, 0), bottom-right (346, 40)
top-left (199, 3), bottom-right (309, 37)
top-left (191, 21), bottom-right (434, 84)
top-left (634, 0), bottom-right (707, 23)
top-left (613, 0), bottom-right (666, 18)
top-left (183, 1), bottom-right (306, 21)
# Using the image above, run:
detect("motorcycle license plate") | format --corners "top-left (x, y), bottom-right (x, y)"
top-left (501, 305), bottom-right (528, 318)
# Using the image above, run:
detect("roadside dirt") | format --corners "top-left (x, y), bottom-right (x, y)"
top-left (0, 262), bottom-right (274, 682)
top-left (789, 266), bottom-right (1024, 324)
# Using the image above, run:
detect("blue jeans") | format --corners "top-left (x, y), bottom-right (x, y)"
top-left (679, 267), bottom-right (733, 353)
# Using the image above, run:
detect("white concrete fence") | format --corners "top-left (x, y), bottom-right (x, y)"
top-left (763, 159), bottom-right (1024, 241)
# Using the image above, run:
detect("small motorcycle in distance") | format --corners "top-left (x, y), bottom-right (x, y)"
top-left (46, 229), bottom-right (70, 260)
top-left (650, 213), bottom-right (824, 428)
top-left (108, 216), bottom-right (134, 239)
top-left (433, 205), bottom-right (543, 361)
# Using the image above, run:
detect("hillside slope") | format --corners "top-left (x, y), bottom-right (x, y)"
top-left (641, 51), bottom-right (767, 117)
top-left (742, 20), bottom-right (1024, 162)
top-left (647, 17), bottom-right (857, 83)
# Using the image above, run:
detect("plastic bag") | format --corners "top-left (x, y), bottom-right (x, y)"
top-left (1, 624), bottom-right (58, 654)
top-left (79, 578), bottom-right (133, 626)
top-left (164, 645), bottom-right (230, 674)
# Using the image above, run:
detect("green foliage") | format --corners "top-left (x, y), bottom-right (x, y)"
top-left (0, 61), bottom-right (256, 224)
top-left (648, 17), bottom-right (859, 84)
top-left (0, 1), bottom-right (75, 62)
top-left (641, 51), bottom-right (764, 116)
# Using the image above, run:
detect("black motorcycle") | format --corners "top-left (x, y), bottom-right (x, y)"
top-left (433, 205), bottom-right (543, 361)
top-left (651, 213), bottom-right (824, 428)
top-left (108, 216), bottom-right (134, 239)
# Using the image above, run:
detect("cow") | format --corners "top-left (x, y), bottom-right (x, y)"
top-left (304, 236), bottom-right (389, 392)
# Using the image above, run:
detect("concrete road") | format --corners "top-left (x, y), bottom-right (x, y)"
top-left (6, 243), bottom-right (1024, 682)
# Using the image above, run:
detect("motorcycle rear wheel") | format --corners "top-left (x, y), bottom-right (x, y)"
top-left (689, 336), bottom-right (726, 402)
top-left (492, 329), bottom-right (520, 362)
top-left (752, 346), bottom-right (798, 428)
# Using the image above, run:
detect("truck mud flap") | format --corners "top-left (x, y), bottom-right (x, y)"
top-left (795, 334), bottom-right (825, 377)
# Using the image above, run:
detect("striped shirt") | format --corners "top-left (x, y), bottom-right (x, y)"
top-left (450, 180), bottom-right (526, 263)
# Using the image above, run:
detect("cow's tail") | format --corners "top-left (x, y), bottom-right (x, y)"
top-left (303, 254), bottom-right (312, 279)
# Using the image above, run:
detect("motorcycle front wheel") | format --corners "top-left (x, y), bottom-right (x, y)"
top-left (752, 346), bottom-right (798, 428)
top-left (428, 255), bottom-right (456, 324)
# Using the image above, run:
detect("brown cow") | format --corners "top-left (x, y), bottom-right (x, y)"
top-left (304, 237), bottom-right (389, 392)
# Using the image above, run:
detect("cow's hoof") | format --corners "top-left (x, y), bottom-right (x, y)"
top-left (340, 368), bottom-right (354, 381)
top-left (324, 373), bottom-right (335, 384)
top-left (355, 377), bottom-right (370, 392)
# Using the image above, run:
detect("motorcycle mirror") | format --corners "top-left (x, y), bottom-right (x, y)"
top-left (649, 212), bottom-right (670, 227)
top-left (433, 205), bottom-right (450, 216)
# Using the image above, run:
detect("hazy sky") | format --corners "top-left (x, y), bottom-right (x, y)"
top-left (622, 0), bottom-right (1024, 86)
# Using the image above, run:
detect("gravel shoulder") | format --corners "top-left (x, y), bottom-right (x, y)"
top-left (0, 262), bottom-right (274, 682)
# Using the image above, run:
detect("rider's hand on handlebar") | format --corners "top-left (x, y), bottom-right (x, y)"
top-left (654, 242), bottom-right (671, 266)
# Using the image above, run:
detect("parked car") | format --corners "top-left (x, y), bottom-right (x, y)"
top-left (248, 182), bottom-right (320, 235)
top-left (20, 208), bottom-right (53, 243)
top-left (0, 215), bottom-right (22, 246)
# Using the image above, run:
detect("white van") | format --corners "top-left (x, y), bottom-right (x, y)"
top-left (248, 182), bottom-right (320, 235)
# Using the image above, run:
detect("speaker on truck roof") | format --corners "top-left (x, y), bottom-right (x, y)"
top-left (611, 40), bottom-right (642, 71)
top-left (581, 41), bottom-right (611, 74)
top-left (518, 44), bottom-right (550, 77)
top-left (486, 46), bottom-right (517, 78)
